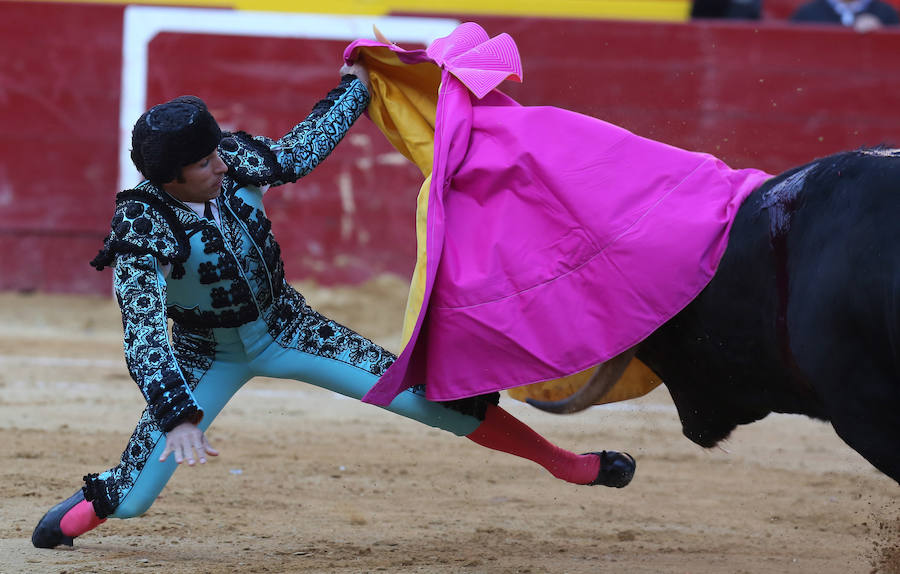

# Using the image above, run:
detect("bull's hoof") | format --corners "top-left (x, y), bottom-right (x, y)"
top-left (587, 451), bottom-right (636, 488)
top-left (31, 490), bottom-right (84, 549)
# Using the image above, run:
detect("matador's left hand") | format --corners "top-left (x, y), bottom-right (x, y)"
top-left (160, 421), bottom-right (220, 467)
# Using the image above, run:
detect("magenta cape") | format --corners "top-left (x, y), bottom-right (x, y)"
top-left (345, 24), bottom-right (771, 406)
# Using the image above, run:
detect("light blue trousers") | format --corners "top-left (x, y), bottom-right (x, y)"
top-left (98, 318), bottom-right (481, 519)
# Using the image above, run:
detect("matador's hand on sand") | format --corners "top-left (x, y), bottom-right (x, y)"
top-left (161, 421), bottom-right (219, 466)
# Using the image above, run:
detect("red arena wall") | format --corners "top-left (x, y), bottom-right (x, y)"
top-left (1, 1), bottom-right (899, 294)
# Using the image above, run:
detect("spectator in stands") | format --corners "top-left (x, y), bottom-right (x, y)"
top-left (791, 0), bottom-right (900, 32)
top-left (31, 61), bottom-right (636, 551)
top-left (691, 0), bottom-right (763, 19)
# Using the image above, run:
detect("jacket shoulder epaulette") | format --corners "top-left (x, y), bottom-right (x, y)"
top-left (90, 188), bottom-right (189, 273)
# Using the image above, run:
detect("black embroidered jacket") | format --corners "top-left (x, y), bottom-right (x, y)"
top-left (91, 77), bottom-right (370, 432)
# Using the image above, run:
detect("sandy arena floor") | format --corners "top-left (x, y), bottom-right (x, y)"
top-left (1, 277), bottom-right (898, 574)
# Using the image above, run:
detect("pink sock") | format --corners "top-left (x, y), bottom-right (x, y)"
top-left (466, 404), bottom-right (601, 484)
top-left (59, 500), bottom-right (106, 538)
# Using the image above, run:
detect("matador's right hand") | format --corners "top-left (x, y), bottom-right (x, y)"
top-left (160, 421), bottom-right (220, 467)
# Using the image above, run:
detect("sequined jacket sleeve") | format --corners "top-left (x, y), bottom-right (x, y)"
top-left (114, 252), bottom-right (203, 433)
top-left (218, 75), bottom-right (370, 188)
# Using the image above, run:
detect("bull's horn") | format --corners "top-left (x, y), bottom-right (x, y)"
top-left (527, 347), bottom-right (638, 414)
top-left (373, 25), bottom-right (393, 45)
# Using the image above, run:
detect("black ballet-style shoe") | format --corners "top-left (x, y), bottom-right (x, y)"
top-left (587, 450), bottom-right (636, 488)
top-left (31, 490), bottom-right (85, 549)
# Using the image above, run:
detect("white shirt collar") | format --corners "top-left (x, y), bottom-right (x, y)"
top-left (184, 198), bottom-right (220, 227)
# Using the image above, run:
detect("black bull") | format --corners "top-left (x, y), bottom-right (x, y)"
top-left (529, 148), bottom-right (900, 484)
